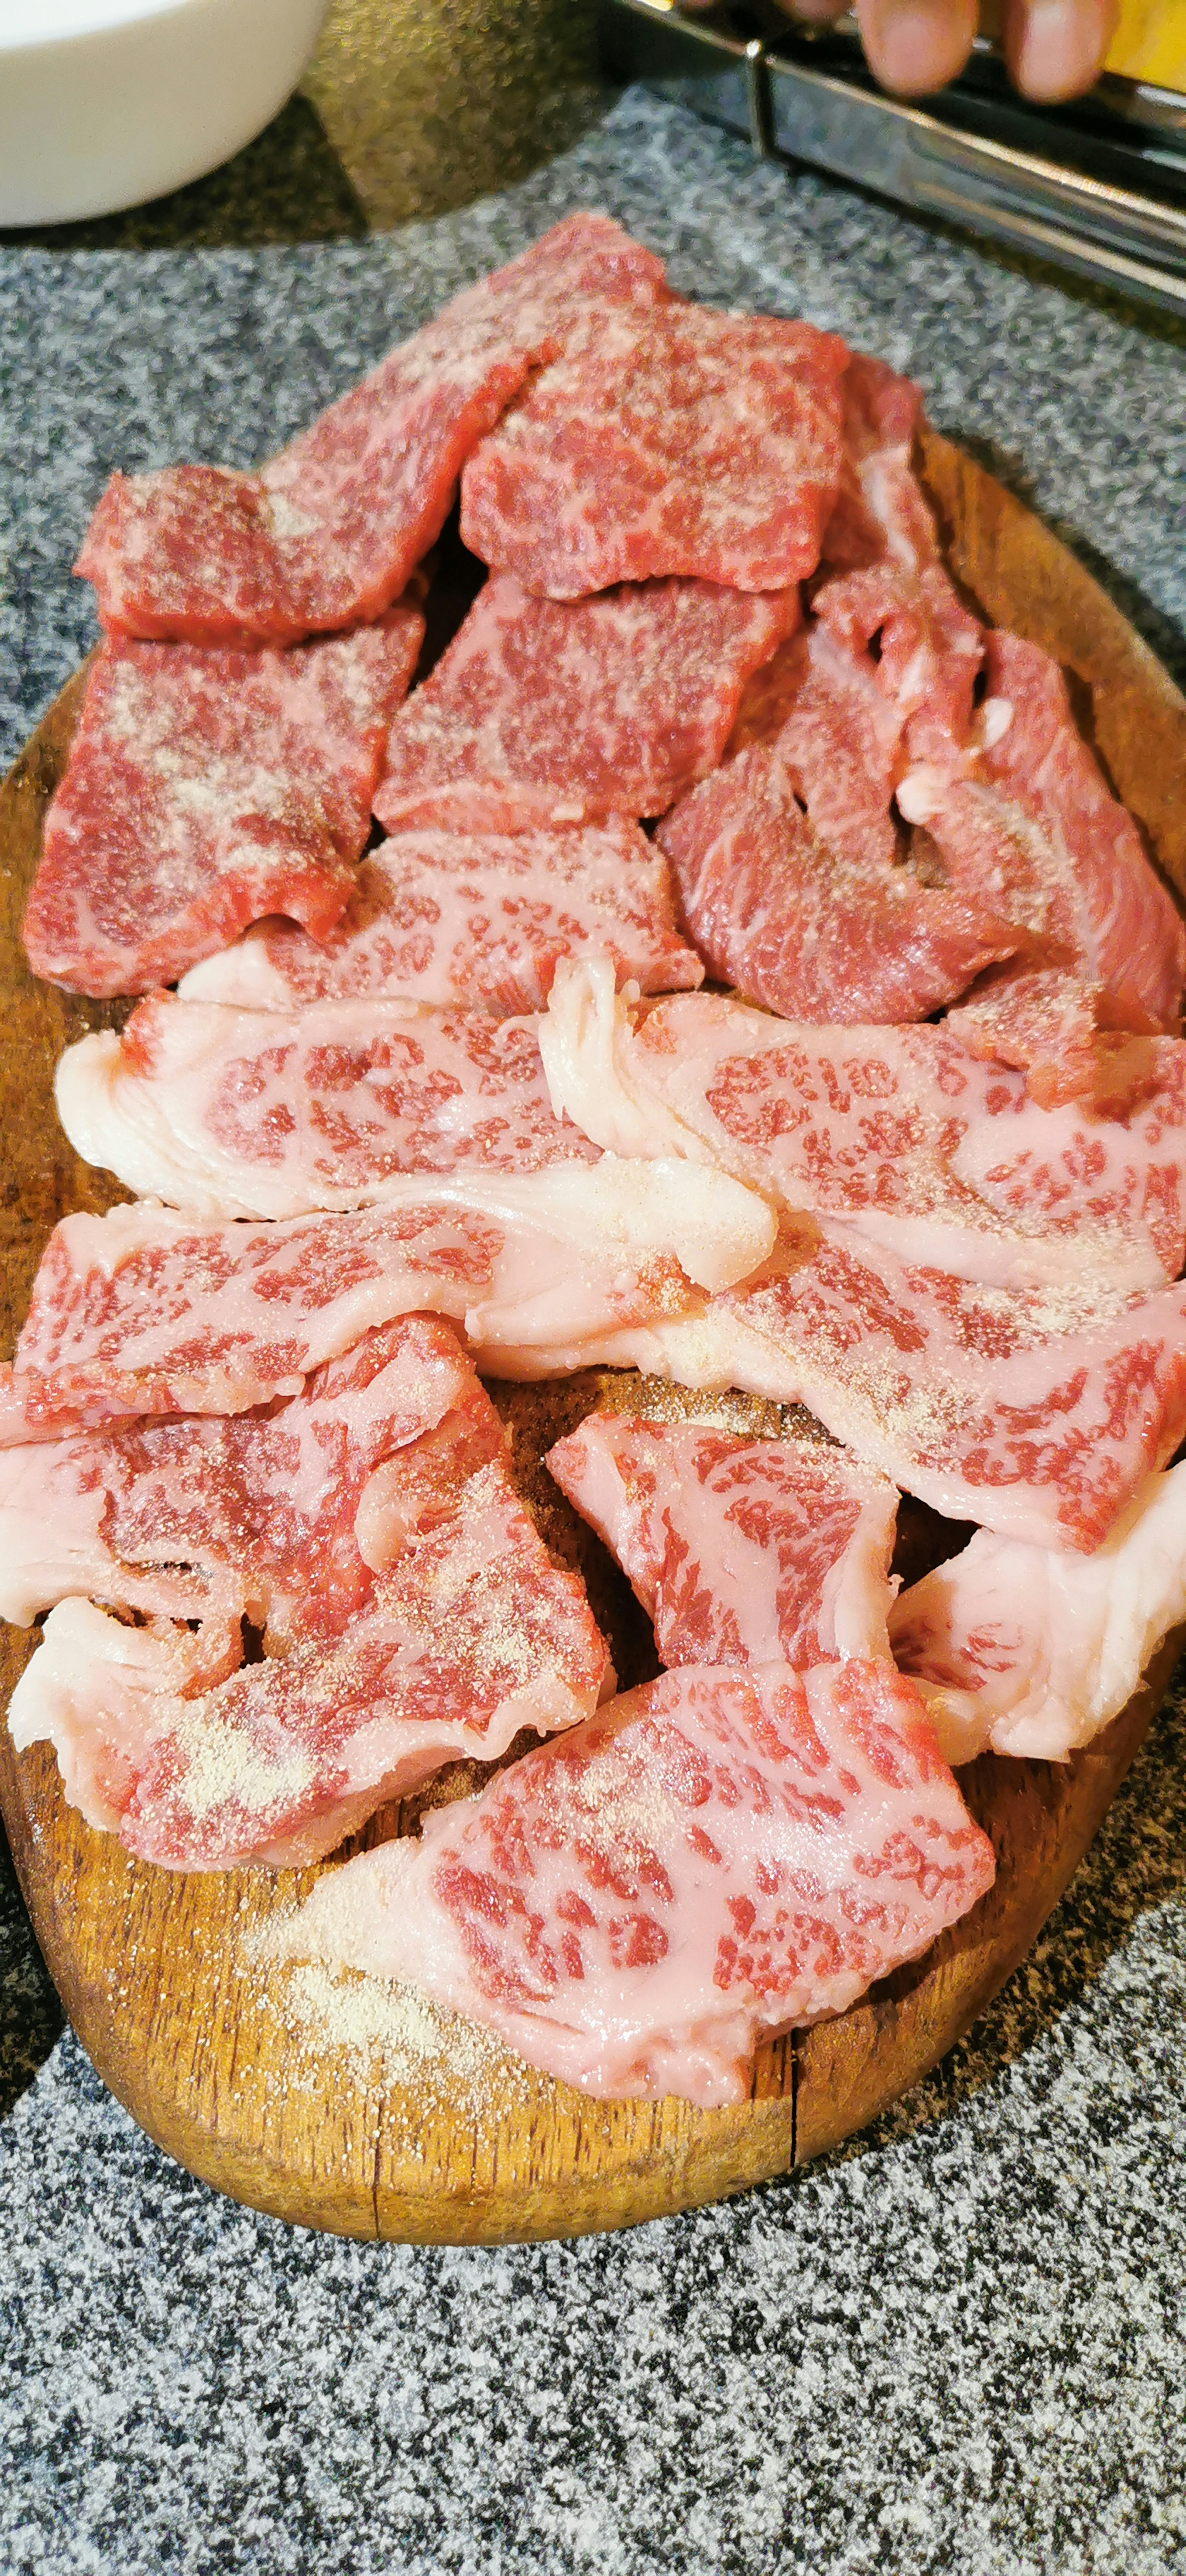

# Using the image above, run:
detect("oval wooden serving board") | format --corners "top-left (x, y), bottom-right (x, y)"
top-left (2, 429), bottom-right (1185, 2244)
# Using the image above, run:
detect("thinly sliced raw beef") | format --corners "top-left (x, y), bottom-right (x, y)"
top-left (56, 993), bottom-right (599, 1217)
top-left (178, 819), bottom-right (703, 1014)
top-left (76, 215), bottom-right (670, 648)
top-left (814, 556), bottom-right (984, 777)
top-left (945, 969), bottom-right (1162, 1116)
top-left (918, 632), bottom-right (1186, 1034)
top-left (282, 1658), bottom-right (995, 2106)
top-left (373, 575), bottom-right (798, 834)
top-left (729, 352), bottom-right (940, 750)
top-left (891, 1461), bottom-right (1186, 1763)
top-left (0, 1313), bottom-right (489, 1638)
top-left (736, 622), bottom-right (900, 868)
top-left (732, 597), bottom-right (982, 874)
top-left (512, 1216), bottom-right (1186, 1555)
top-left (819, 353), bottom-right (936, 575)
top-left (0, 1161), bottom-right (775, 1442)
top-left (728, 631), bottom-right (812, 758)
top-left (546, 1413), bottom-right (898, 1665)
top-left (541, 963), bottom-right (1186, 1290)
top-left (810, 356), bottom-right (988, 772)
top-left (22, 609), bottom-right (423, 997)
top-left (459, 304), bottom-right (847, 596)
top-left (9, 1450), bottom-right (611, 1869)
top-left (657, 717), bottom-right (1027, 1026)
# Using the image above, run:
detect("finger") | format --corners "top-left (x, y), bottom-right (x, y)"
top-left (855, 0), bottom-right (979, 94)
top-left (1002, 0), bottom-right (1119, 100)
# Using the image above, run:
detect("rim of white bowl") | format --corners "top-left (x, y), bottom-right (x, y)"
top-left (0, 0), bottom-right (224, 47)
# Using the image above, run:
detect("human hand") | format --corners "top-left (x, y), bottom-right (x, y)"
top-left (776, 0), bottom-right (1119, 101)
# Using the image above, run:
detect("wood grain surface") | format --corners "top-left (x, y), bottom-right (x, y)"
top-left (2, 430), bottom-right (1184, 2243)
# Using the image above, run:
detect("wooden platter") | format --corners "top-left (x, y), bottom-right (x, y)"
top-left (2, 427), bottom-right (1185, 2243)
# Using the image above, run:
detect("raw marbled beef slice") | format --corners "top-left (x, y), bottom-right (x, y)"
top-left (540, 964), bottom-right (1186, 1290)
top-left (22, 608), bottom-right (424, 997)
top-left (0, 1159), bottom-right (773, 1441)
top-left (546, 1413), bottom-right (898, 1666)
top-left (656, 730), bottom-right (1029, 1025)
top-left (9, 1452), bottom-right (612, 1869)
top-left (75, 214), bottom-right (670, 647)
top-left (919, 631), bottom-right (1186, 1034)
top-left (55, 991), bottom-right (598, 1219)
top-left (178, 818), bottom-right (703, 1013)
top-left (373, 574), bottom-right (799, 833)
top-left (0, 1313), bottom-right (493, 1644)
top-left (460, 304), bottom-right (847, 596)
top-left (622, 1219), bottom-right (1186, 1554)
top-left (819, 353), bottom-right (937, 575)
top-left (944, 968), bottom-right (1162, 1116)
top-left (891, 1459), bottom-right (1186, 1763)
top-left (283, 1658), bottom-right (996, 2106)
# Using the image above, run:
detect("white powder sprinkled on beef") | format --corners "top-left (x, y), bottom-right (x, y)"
top-left (169, 1707), bottom-right (318, 1824)
top-left (245, 1918), bottom-right (531, 2118)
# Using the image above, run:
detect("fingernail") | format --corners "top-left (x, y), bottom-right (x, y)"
top-left (1012, 0), bottom-right (1112, 98)
top-left (859, 0), bottom-right (977, 94)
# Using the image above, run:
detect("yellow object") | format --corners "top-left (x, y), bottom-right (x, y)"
top-left (1105, 0), bottom-right (1186, 88)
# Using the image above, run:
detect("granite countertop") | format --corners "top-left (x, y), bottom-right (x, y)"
top-left (2, 34), bottom-right (1185, 2572)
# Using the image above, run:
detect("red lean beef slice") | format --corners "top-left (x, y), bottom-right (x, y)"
top-left (546, 1413), bottom-right (898, 1666)
top-left (75, 214), bottom-right (671, 648)
top-left (813, 556), bottom-right (985, 776)
top-left (817, 352), bottom-right (935, 575)
top-left (916, 631), bottom-right (1186, 1034)
top-left (730, 552), bottom-right (986, 843)
top-left (374, 573), bottom-right (800, 833)
top-left (656, 728), bottom-right (1028, 1024)
top-left (727, 616), bottom-right (918, 864)
top-left (53, 991), bottom-right (599, 1219)
top-left (459, 304), bottom-right (848, 597)
top-left (668, 502), bottom-right (1040, 1031)
top-left (282, 1658), bottom-right (996, 2106)
top-left (177, 818), bottom-right (704, 1015)
top-left (944, 968), bottom-right (1164, 1117)
top-left (22, 606), bottom-right (423, 997)
top-left (5, 1319), bottom-right (613, 1869)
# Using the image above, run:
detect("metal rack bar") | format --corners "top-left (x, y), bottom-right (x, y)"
top-left (599, 0), bottom-right (1186, 318)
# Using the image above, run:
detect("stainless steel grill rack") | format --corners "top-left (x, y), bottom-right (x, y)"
top-left (600, 0), bottom-right (1186, 316)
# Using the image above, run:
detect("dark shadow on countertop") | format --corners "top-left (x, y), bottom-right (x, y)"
top-left (0, 1824), bottom-right (63, 2121)
top-left (0, 94), bottom-right (368, 253)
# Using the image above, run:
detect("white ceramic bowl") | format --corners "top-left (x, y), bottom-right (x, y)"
top-left (0, 0), bottom-right (331, 227)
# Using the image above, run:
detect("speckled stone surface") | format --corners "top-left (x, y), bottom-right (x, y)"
top-left (2, 83), bottom-right (1185, 2575)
